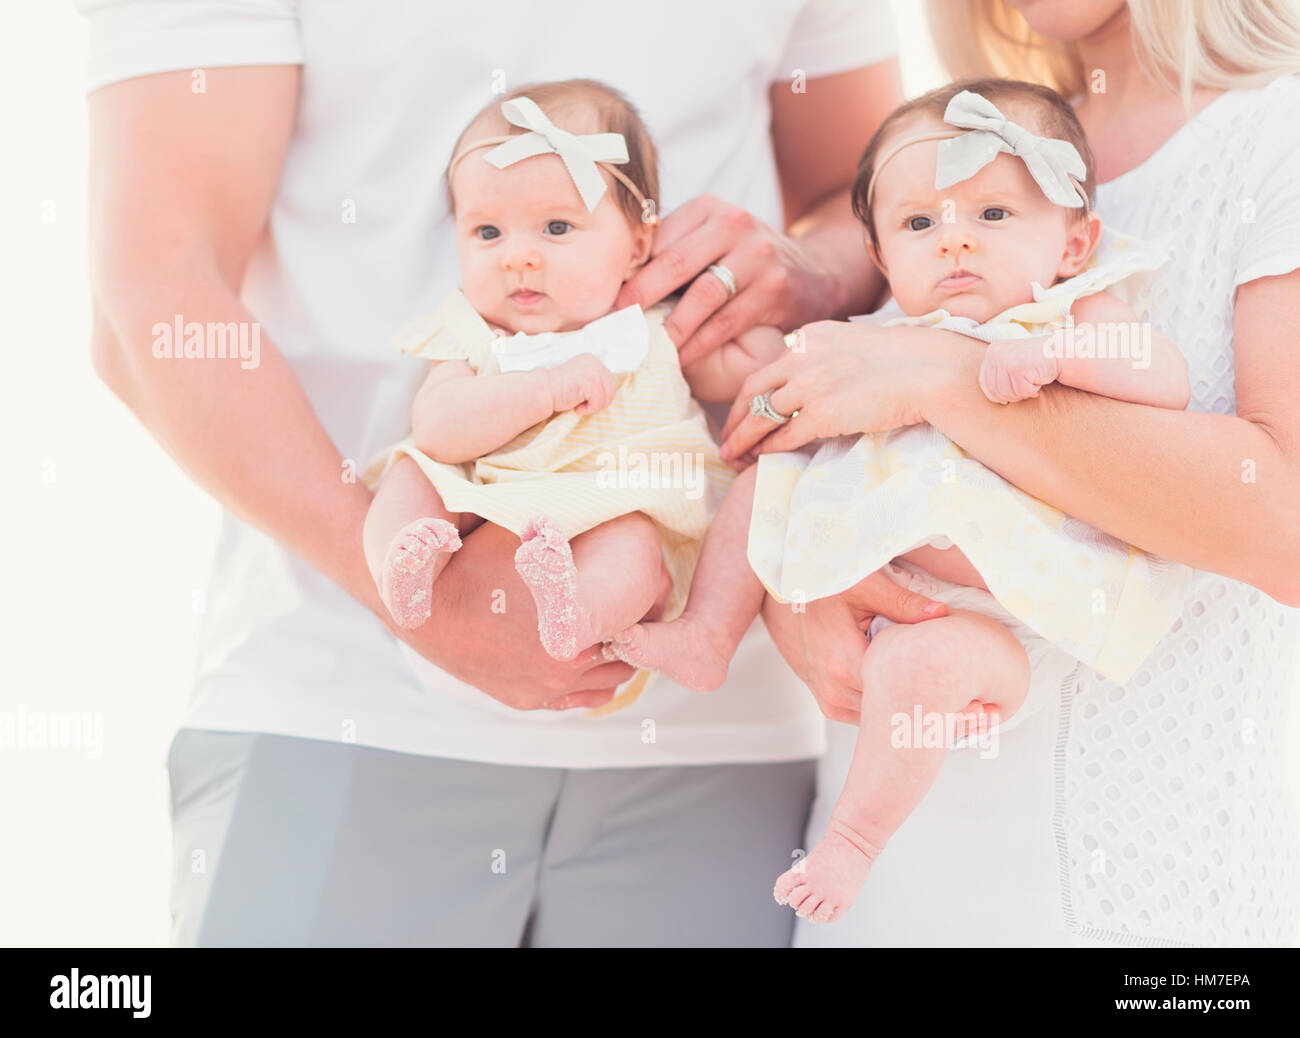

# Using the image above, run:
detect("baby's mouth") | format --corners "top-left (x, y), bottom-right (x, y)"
top-left (937, 270), bottom-right (981, 291)
top-left (509, 289), bottom-right (547, 307)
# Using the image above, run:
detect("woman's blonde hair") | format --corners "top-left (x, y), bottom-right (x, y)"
top-left (925, 0), bottom-right (1300, 106)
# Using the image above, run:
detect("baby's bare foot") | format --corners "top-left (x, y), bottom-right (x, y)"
top-left (773, 823), bottom-right (882, 925)
top-left (608, 615), bottom-right (730, 691)
top-left (381, 517), bottom-right (462, 630)
top-left (514, 515), bottom-right (590, 661)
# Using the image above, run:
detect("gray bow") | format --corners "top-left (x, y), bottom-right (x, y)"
top-left (935, 90), bottom-right (1086, 208)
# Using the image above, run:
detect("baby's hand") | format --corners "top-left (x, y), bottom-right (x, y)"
top-left (547, 353), bottom-right (619, 416)
top-left (978, 337), bottom-right (1062, 405)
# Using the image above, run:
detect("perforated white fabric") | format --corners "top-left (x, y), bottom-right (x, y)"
top-left (1064, 75), bottom-right (1300, 945)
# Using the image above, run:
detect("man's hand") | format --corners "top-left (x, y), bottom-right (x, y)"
top-left (615, 194), bottom-right (836, 368)
top-left (760, 568), bottom-right (948, 725)
top-left (401, 521), bottom-right (636, 711)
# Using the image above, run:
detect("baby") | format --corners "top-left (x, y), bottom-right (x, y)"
top-left (610, 79), bottom-right (1191, 920)
top-left (361, 80), bottom-right (782, 702)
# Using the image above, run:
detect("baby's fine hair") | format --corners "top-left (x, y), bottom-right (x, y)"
top-left (445, 78), bottom-right (660, 227)
top-left (851, 77), bottom-right (1097, 248)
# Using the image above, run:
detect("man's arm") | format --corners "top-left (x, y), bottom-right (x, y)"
top-left (618, 60), bottom-right (903, 366)
top-left (88, 67), bottom-right (384, 611)
top-left (768, 59), bottom-right (902, 321)
top-left (88, 66), bottom-right (632, 710)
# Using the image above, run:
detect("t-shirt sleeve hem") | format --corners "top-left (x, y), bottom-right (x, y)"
top-left (83, 4), bottom-right (303, 95)
top-left (1234, 253), bottom-right (1300, 289)
top-left (775, 0), bottom-right (897, 81)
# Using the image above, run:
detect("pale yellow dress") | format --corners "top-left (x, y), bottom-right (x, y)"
top-left (363, 289), bottom-right (735, 713)
top-left (748, 228), bottom-right (1191, 685)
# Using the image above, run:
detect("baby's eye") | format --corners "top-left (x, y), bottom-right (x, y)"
top-left (981, 207), bottom-right (1009, 221)
top-left (906, 215), bottom-right (934, 231)
top-left (475, 225), bottom-right (501, 241)
top-left (545, 220), bottom-right (572, 235)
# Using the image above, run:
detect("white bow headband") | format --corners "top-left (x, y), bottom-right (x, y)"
top-left (448, 96), bottom-right (647, 213)
top-left (866, 89), bottom-right (1089, 212)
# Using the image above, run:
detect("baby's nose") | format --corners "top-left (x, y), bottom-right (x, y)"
top-left (502, 241), bottom-right (542, 272)
top-left (937, 223), bottom-right (978, 256)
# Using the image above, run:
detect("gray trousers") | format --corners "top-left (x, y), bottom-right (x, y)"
top-left (167, 728), bottom-right (816, 947)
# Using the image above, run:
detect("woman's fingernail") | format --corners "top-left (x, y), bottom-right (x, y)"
top-left (922, 602), bottom-right (945, 618)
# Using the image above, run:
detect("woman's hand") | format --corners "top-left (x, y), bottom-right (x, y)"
top-left (761, 570), bottom-right (948, 725)
top-left (613, 194), bottom-right (840, 367)
top-left (719, 320), bottom-right (948, 461)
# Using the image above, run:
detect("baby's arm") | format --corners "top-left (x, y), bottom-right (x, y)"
top-left (1052, 290), bottom-right (1190, 408)
top-left (895, 543), bottom-right (988, 591)
top-left (979, 291), bottom-right (1190, 409)
top-left (681, 324), bottom-right (788, 403)
top-left (412, 353), bottom-right (617, 464)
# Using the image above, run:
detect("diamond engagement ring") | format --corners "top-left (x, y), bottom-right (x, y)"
top-left (706, 263), bottom-right (738, 298)
top-left (750, 391), bottom-right (791, 424)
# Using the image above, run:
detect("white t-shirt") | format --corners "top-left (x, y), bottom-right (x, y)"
top-left (78, 0), bottom-right (898, 768)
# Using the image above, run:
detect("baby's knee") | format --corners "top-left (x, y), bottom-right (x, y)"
top-left (860, 611), bottom-right (1023, 712)
top-left (859, 621), bottom-right (949, 707)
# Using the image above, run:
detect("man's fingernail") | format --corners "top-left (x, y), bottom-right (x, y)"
top-left (922, 602), bottom-right (945, 618)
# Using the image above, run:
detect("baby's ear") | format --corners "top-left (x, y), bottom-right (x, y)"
top-left (1057, 211), bottom-right (1102, 278)
top-left (623, 219), bottom-right (655, 277)
top-left (867, 239), bottom-right (887, 276)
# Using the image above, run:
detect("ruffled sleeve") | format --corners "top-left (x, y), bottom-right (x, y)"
top-left (392, 289), bottom-right (497, 372)
top-left (995, 227), bottom-right (1169, 328)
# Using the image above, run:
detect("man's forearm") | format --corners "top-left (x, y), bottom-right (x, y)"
top-left (788, 187), bottom-right (885, 321)
top-left (922, 332), bottom-right (1300, 604)
top-left (92, 271), bottom-right (389, 624)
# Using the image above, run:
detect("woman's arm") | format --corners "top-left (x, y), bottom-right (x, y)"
top-left (721, 269), bottom-right (1300, 605)
top-left (927, 269), bottom-right (1300, 604)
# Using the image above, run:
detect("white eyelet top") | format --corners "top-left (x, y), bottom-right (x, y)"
top-left (1063, 75), bottom-right (1300, 945)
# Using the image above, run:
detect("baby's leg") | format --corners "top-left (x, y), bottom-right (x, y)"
top-left (607, 463), bottom-right (765, 690)
top-left (363, 455), bottom-right (464, 630)
top-left (514, 512), bottom-right (670, 662)
top-left (774, 609), bottom-right (1029, 924)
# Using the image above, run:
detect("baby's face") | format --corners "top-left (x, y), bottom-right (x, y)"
top-left (870, 109), bottom-right (1097, 323)
top-left (452, 149), bottom-right (651, 334)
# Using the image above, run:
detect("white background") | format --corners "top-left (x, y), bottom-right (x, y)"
top-left (2, 1), bottom-right (1296, 946)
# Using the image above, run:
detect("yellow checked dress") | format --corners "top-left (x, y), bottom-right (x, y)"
top-left (748, 228), bottom-right (1191, 685)
top-left (362, 289), bottom-right (735, 713)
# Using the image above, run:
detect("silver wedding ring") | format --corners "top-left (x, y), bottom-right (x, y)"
top-left (706, 263), bottom-right (738, 298)
top-left (783, 330), bottom-right (802, 350)
top-left (750, 391), bottom-right (791, 425)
